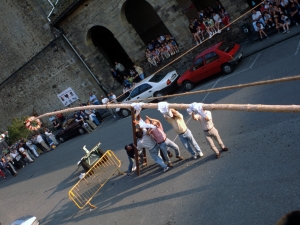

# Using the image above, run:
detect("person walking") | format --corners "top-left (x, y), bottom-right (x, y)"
top-left (145, 116), bottom-right (184, 165)
top-left (124, 143), bottom-right (138, 176)
top-left (190, 110), bottom-right (228, 159)
top-left (164, 109), bottom-right (203, 159)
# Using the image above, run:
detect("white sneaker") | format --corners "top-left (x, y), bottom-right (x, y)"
top-left (218, 30), bottom-right (221, 33)
top-left (282, 30), bottom-right (287, 34)
top-left (227, 27), bottom-right (230, 30)
top-left (209, 35), bottom-right (212, 39)
top-left (196, 42), bottom-right (199, 45)
top-left (163, 167), bottom-right (169, 172)
top-left (199, 152), bottom-right (204, 157)
top-left (202, 37), bottom-right (205, 41)
top-left (193, 155), bottom-right (197, 159)
top-left (113, 116), bottom-right (116, 118)
top-left (296, 22), bottom-right (299, 26)
top-left (132, 166), bottom-right (137, 171)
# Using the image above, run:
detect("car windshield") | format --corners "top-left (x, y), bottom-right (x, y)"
top-left (218, 42), bottom-right (235, 53)
top-left (149, 74), bottom-right (166, 83)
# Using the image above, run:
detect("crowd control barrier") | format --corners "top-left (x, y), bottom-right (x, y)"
top-left (69, 149), bottom-right (122, 209)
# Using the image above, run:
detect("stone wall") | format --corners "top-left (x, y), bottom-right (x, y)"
top-left (0, 36), bottom-right (105, 131)
top-left (55, 0), bottom-right (193, 91)
top-left (0, 0), bottom-right (54, 83)
top-left (55, 0), bottom-right (251, 87)
top-left (0, 0), bottom-right (252, 130)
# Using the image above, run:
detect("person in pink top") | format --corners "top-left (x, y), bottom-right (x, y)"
top-left (145, 116), bottom-right (184, 167)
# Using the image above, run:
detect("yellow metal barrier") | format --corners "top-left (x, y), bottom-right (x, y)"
top-left (69, 150), bottom-right (122, 209)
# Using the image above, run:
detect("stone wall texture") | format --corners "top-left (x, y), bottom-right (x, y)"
top-left (0, 0), bottom-right (53, 83)
top-left (0, 37), bottom-right (106, 130)
top-left (0, 0), bottom-right (250, 130)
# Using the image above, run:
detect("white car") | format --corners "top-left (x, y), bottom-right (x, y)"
top-left (116, 70), bottom-right (179, 117)
top-left (9, 216), bottom-right (39, 225)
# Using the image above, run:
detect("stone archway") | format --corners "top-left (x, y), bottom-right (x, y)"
top-left (90, 26), bottom-right (133, 69)
top-left (124, 0), bottom-right (171, 45)
top-left (175, 0), bottom-right (223, 19)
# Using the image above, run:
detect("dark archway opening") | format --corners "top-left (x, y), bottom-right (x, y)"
top-left (91, 26), bottom-right (133, 69)
top-left (125, 0), bottom-right (170, 45)
top-left (175, 0), bottom-right (224, 19)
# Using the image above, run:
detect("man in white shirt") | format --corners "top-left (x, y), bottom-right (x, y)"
top-left (101, 95), bottom-right (117, 118)
top-left (191, 110), bottom-right (228, 159)
top-left (36, 133), bottom-right (51, 151)
top-left (252, 9), bottom-right (266, 31)
top-left (115, 61), bottom-right (127, 77)
top-left (135, 128), bottom-right (169, 172)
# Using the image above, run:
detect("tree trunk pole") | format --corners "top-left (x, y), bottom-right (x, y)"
top-left (36, 103), bottom-right (300, 119)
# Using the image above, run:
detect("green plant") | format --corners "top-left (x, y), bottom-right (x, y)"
top-left (7, 117), bottom-right (33, 144)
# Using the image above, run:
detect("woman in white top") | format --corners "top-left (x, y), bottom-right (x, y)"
top-left (44, 128), bottom-right (59, 145)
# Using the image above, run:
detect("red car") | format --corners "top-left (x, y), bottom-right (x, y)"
top-left (177, 42), bottom-right (243, 90)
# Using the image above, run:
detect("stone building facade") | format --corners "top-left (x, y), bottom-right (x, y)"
top-left (0, 0), bottom-right (251, 130)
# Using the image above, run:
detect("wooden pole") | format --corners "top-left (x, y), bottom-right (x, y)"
top-left (36, 103), bottom-right (300, 119)
top-left (130, 108), bottom-right (140, 176)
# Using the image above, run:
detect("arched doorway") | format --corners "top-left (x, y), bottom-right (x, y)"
top-left (90, 26), bottom-right (133, 69)
top-left (124, 0), bottom-right (170, 45)
top-left (176, 0), bottom-right (223, 19)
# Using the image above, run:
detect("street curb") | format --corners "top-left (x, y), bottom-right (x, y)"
top-left (241, 31), bottom-right (300, 59)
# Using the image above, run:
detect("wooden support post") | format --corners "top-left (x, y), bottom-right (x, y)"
top-left (131, 108), bottom-right (140, 176)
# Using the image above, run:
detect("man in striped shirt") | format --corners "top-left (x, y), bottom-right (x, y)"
top-left (135, 128), bottom-right (169, 173)
top-left (145, 116), bottom-right (184, 167)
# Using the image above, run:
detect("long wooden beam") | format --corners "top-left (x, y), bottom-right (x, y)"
top-left (36, 103), bottom-right (300, 119)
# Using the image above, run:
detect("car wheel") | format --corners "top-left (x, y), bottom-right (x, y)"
top-left (154, 91), bottom-right (164, 101)
top-left (183, 81), bottom-right (194, 91)
top-left (79, 128), bottom-right (85, 134)
top-left (120, 108), bottom-right (131, 117)
top-left (221, 63), bottom-right (234, 74)
top-left (59, 137), bottom-right (65, 143)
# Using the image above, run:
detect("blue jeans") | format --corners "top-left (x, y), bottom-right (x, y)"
top-left (139, 73), bottom-right (145, 80)
top-left (158, 141), bottom-right (170, 163)
top-left (165, 138), bottom-right (180, 157)
top-left (93, 101), bottom-right (100, 105)
top-left (148, 145), bottom-right (167, 169)
top-left (127, 156), bottom-right (134, 173)
top-left (91, 116), bottom-right (100, 126)
top-left (178, 129), bottom-right (202, 156)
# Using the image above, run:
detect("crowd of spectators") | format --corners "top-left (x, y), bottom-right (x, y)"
top-left (188, 1), bottom-right (231, 45)
top-left (0, 90), bottom-right (122, 180)
top-left (145, 34), bottom-right (180, 67)
top-left (0, 130), bottom-right (59, 179)
top-left (252, 0), bottom-right (300, 39)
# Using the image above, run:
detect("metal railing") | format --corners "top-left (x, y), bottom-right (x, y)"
top-left (69, 150), bottom-right (122, 209)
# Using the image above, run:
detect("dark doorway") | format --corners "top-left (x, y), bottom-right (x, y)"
top-left (90, 26), bottom-right (133, 69)
top-left (125, 0), bottom-right (170, 45)
top-left (175, 0), bottom-right (222, 20)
